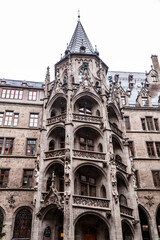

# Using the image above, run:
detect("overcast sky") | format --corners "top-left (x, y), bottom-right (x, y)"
top-left (0, 0), bottom-right (160, 82)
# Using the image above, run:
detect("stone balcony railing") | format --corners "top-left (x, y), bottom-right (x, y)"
top-left (73, 149), bottom-right (106, 160)
top-left (120, 205), bottom-right (133, 217)
top-left (115, 160), bottom-right (127, 172)
top-left (73, 113), bottom-right (102, 123)
top-left (110, 122), bottom-right (123, 138)
top-left (45, 149), bottom-right (66, 159)
top-left (73, 195), bottom-right (110, 210)
top-left (47, 114), bottom-right (66, 125)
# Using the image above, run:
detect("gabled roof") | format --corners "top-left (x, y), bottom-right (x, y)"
top-left (67, 18), bottom-right (95, 54)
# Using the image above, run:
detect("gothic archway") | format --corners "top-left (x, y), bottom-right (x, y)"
top-left (138, 205), bottom-right (151, 240)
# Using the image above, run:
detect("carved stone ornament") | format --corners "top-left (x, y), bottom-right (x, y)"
top-left (144, 195), bottom-right (154, 207)
top-left (110, 156), bottom-right (118, 203)
top-left (8, 195), bottom-right (15, 208)
top-left (34, 157), bottom-right (40, 189)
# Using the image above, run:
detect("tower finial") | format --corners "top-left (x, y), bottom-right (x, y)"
top-left (78, 10), bottom-right (80, 21)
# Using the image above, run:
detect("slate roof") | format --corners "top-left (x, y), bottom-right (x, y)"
top-left (67, 19), bottom-right (95, 54)
top-left (0, 78), bottom-right (44, 89)
top-left (107, 71), bottom-right (160, 106)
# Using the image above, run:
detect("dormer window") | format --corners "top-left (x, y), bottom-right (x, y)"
top-left (80, 45), bottom-right (86, 53)
top-left (121, 96), bottom-right (126, 105)
top-left (151, 76), bottom-right (157, 82)
top-left (142, 97), bottom-right (149, 106)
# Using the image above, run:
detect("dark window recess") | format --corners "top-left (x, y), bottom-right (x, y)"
top-left (80, 175), bottom-right (96, 197)
top-left (155, 142), bottom-right (160, 157)
top-left (23, 170), bottom-right (33, 187)
top-left (80, 137), bottom-right (94, 151)
top-left (154, 119), bottom-right (159, 131)
top-left (60, 137), bottom-right (65, 149)
top-left (152, 171), bottom-right (160, 187)
top-left (0, 169), bottom-right (9, 187)
top-left (135, 170), bottom-right (140, 188)
top-left (124, 117), bottom-right (130, 130)
top-left (0, 139), bottom-right (3, 154)
top-left (128, 141), bottom-right (134, 157)
top-left (146, 142), bottom-right (155, 157)
top-left (141, 118), bottom-right (146, 130)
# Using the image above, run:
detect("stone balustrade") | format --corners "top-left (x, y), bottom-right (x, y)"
top-left (116, 160), bottom-right (127, 172)
top-left (73, 149), bottom-right (106, 160)
top-left (120, 205), bottom-right (133, 216)
top-left (47, 114), bottom-right (66, 125)
top-left (73, 113), bottom-right (102, 123)
top-left (73, 195), bottom-right (110, 209)
top-left (45, 149), bottom-right (66, 159)
top-left (110, 122), bottom-right (123, 138)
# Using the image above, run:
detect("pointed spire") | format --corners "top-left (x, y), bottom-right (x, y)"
top-left (66, 16), bottom-right (95, 55)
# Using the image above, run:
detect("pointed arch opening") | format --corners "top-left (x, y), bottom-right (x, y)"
top-left (156, 205), bottom-right (160, 237)
top-left (13, 208), bottom-right (32, 239)
top-left (138, 205), bottom-right (152, 240)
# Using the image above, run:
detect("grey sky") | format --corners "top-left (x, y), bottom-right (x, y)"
top-left (0, 0), bottom-right (160, 82)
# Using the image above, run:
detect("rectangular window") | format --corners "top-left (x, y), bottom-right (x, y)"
top-left (29, 113), bottom-right (38, 127)
top-left (141, 118), bottom-right (146, 130)
top-left (13, 114), bottom-right (19, 126)
top-left (4, 111), bottom-right (13, 126)
top-left (22, 170), bottom-right (33, 187)
top-left (128, 141), bottom-right (135, 157)
top-left (146, 142), bottom-right (155, 157)
top-left (60, 137), bottom-right (65, 149)
top-left (0, 169), bottom-right (9, 187)
top-left (26, 139), bottom-right (36, 155)
top-left (155, 142), bottom-right (160, 157)
top-left (0, 139), bottom-right (3, 154)
top-left (146, 117), bottom-right (154, 131)
top-left (154, 119), bottom-right (159, 131)
top-left (4, 138), bottom-right (13, 155)
top-left (135, 170), bottom-right (140, 188)
top-left (124, 116), bottom-right (130, 130)
top-left (1, 89), bottom-right (23, 99)
top-left (0, 113), bottom-right (3, 125)
top-left (28, 91), bottom-right (37, 101)
top-left (152, 171), bottom-right (160, 187)
top-left (142, 97), bottom-right (149, 106)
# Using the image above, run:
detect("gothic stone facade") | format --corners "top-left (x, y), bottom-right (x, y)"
top-left (0, 19), bottom-right (160, 240)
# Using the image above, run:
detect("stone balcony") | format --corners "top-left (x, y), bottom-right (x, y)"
top-left (73, 195), bottom-right (110, 211)
top-left (120, 205), bottom-right (133, 218)
top-left (47, 114), bottom-right (66, 125)
top-left (110, 122), bottom-right (123, 138)
top-left (45, 149), bottom-right (66, 159)
top-left (73, 149), bottom-right (106, 160)
top-left (115, 160), bottom-right (127, 172)
top-left (73, 113), bottom-right (102, 123)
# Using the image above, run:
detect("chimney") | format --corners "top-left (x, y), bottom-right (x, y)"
top-left (151, 55), bottom-right (160, 71)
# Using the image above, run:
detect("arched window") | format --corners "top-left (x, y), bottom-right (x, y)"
top-left (96, 109), bottom-right (100, 116)
top-left (13, 208), bottom-right (32, 238)
top-left (51, 110), bottom-right (56, 118)
top-left (138, 206), bottom-right (151, 240)
top-left (49, 140), bottom-right (55, 151)
top-left (119, 194), bottom-right (128, 206)
top-left (0, 209), bottom-right (4, 234)
top-left (115, 154), bottom-right (122, 162)
top-left (100, 185), bottom-right (106, 198)
top-left (98, 143), bottom-right (103, 152)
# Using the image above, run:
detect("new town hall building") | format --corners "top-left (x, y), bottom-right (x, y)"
top-left (0, 16), bottom-right (160, 240)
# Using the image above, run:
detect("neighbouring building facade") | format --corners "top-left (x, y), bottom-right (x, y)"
top-left (0, 16), bottom-right (160, 240)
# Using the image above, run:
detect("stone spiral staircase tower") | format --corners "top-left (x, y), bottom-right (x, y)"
top-left (33, 15), bottom-right (142, 240)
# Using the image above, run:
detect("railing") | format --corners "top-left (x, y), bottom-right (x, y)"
top-left (73, 149), bottom-right (106, 160)
top-left (47, 114), bottom-right (66, 124)
top-left (73, 113), bottom-right (102, 123)
top-left (73, 195), bottom-right (110, 209)
top-left (116, 160), bottom-right (127, 172)
top-left (110, 122), bottom-right (123, 137)
top-left (120, 205), bottom-right (133, 216)
top-left (45, 149), bottom-right (66, 159)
